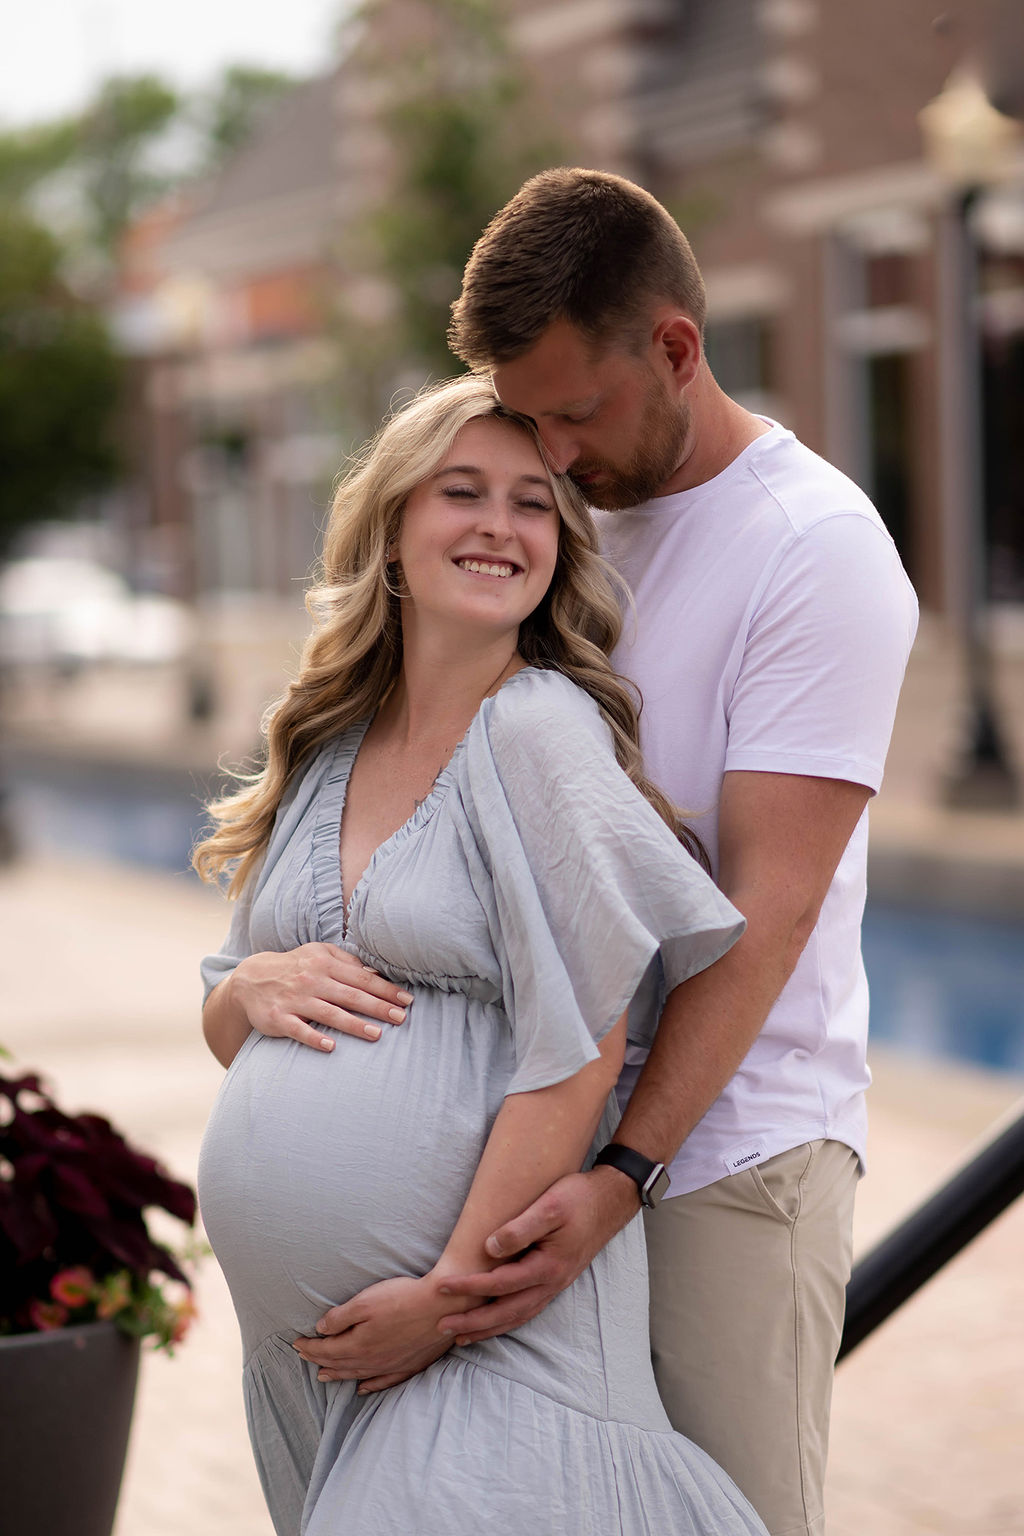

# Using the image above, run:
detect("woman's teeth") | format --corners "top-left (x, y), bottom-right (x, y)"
top-left (456, 559), bottom-right (516, 578)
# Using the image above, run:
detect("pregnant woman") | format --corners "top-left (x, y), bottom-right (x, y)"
top-left (195, 375), bottom-right (767, 1536)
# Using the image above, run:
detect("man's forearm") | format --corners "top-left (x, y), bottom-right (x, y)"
top-left (618, 771), bottom-right (872, 1167)
top-left (614, 918), bottom-right (800, 1166)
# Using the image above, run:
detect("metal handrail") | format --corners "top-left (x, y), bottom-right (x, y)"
top-left (838, 1097), bottom-right (1024, 1360)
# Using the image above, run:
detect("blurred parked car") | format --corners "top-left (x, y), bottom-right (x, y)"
top-left (0, 558), bottom-right (195, 671)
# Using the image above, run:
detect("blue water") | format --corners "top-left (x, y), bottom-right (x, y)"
top-left (7, 767), bottom-right (212, 875)
top-left (861, 903), bottom-right (1024, 1075)
top-left (5, 766), bottom-right (1023, 1076)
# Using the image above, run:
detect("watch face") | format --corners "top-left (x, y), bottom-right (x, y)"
top-left (642, 1165), bottom-right (671, 1208)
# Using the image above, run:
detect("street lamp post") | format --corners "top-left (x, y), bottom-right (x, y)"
top-left (919, 67), bottom-right (1022, 810)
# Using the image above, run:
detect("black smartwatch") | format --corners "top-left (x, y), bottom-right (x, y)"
top-left (593, 1143), bottom-right (671, 1208)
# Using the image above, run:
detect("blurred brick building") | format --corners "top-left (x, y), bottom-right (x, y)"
top-left (112, 76), bottom-right (343, 604)
top-left (509, 0), bottom-right (1024, 620)
top-left (115, 0), bottom-right (1024, 634)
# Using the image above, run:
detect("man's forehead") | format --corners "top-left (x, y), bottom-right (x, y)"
top-left (491, 326), bottom-right (608, 415)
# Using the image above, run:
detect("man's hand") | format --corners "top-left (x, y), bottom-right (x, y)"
top-left (436, 1166), bottom-right (639, 1343)
top-left (292, 1276), bottom-right (453, 1393)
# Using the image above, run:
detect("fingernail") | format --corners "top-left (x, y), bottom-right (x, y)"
top-left (388, 1008), bottom-right (406, 1023)
top-left (455, 1336), bottom-right (469, 1347)
top-left (320, 1037), bottom-right (335, 1051)
top-left (397, 991), bottom-right (414, 1005)
top-left (357, 1386), bottom-right (370, 1395)
top-left (318, 1372), bottom-right (329, 1382)
top-left (438, 1285), bottom-right (451, 1295)
top-left (364, 1023), bottom-right (382, 1040)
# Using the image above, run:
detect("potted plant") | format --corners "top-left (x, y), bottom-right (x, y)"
top-left (0, 1056), bottom-right (199, 1536)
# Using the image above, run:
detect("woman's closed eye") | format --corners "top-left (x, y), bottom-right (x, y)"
top-left (440, 484), bottom-right (552, 514)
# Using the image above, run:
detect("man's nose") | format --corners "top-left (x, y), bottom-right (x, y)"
top-left (537, 423), bottom-right (576, 477)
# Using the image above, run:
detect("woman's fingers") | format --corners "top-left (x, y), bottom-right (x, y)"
top-left (285, 1017), bottom-right (339, 1052)
top-left (302, 1000), bottom-right (385, 1042)
top-left (236, 946), bottom-right (414, 1047)
top-left (325, 948), bottom-right (414, 1009)
top-left (328, 982), bottom-right (409, 1025)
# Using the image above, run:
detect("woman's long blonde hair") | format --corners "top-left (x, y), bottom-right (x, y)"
top-left (193, 374), bottom-right (704, 893)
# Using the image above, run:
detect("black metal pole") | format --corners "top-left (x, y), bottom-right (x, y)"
top-left (838, 1100), bottom-right (1024, 1360)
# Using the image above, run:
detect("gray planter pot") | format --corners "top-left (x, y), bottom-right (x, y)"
top-left (0, 1319), bottom-right (141, 1536)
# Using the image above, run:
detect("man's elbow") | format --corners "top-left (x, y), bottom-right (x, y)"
top-left (782, 900), bottom-right (824, 975)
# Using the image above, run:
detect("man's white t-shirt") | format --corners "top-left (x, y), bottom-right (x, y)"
top-left (599, 420), bottom-right (919, 1197)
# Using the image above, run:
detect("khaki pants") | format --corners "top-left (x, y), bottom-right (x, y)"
top-left (644, 1139), bottom-right (858, 1536)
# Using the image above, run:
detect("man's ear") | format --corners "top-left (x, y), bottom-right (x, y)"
top-left (653, 314), bottom-right (702, 390)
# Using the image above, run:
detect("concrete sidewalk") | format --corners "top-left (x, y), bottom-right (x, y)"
top-left (1, 853), bottom-right (1022, 1536)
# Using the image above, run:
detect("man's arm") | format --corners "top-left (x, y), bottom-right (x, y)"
top-left (434, 769), bottom-right (871, 1342)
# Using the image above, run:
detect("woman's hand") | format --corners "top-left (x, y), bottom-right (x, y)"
top-left (203, 944), bottom-right (412, 1065)
top-left (292, 1274), bottom-right (461, 1392)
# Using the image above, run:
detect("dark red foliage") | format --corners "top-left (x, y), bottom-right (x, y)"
top-left (0, 1067), bottom-right (196, 1334)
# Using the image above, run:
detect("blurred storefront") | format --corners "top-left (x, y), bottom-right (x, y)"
top-left (110, 0), bottom-right (1024, 630)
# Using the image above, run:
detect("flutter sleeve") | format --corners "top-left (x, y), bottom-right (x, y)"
top-left (199, 879), bottom-right (256, 1004)
top-left (458, 670), bottom-right (745, 1095)
top-left (198, 751), bottom-right (323, 1003)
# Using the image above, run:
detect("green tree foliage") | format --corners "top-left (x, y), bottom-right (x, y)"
top-left (0, 209), bottom-right (120, 553)
top-left (72, 74), bottom-right (181, 253)
top-left (0, 120), bottom-right (79, 206)
top-left (0, 65), bottom-right (297, 262)
top-left (336, 0), bottom-right (564, 421)
top-left (0, 65), bottom-right (296, 549)
top-left (200, 65), bottom-right (298, 164)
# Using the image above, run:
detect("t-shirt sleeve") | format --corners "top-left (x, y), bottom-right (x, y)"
top-left (725, 514), bottom-right (918, 791)
top-left (459, 673), bottom-right (745, 1095)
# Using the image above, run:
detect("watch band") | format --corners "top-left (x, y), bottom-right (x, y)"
top-left (593, 1142), bottom-right (671, 1208)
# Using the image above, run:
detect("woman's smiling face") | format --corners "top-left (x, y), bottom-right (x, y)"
top-left (395, 416), bottom-right (560, 644)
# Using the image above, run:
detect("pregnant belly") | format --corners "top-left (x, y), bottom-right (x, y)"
top-left (198, 994), bottom-right (509, 1343)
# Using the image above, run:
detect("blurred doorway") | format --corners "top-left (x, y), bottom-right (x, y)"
top-left (982, 320), bottom-right (1024, 603)
top-left (866, 350), bottom-right (914, 573)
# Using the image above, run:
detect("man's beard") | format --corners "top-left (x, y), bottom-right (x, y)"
top-left (570, 377), bottom-right (691, 510)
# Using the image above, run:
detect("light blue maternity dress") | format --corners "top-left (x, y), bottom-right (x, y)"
top-left (198, 667), bottom-right (767, 1536)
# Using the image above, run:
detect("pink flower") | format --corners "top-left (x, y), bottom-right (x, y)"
top-left (29, 1299), bottom-right (70, 1331)
top-left (50, 1266), bottom-right (95, 1309)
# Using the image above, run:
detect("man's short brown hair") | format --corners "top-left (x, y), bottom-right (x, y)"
top-left (449, 167), bottom-right (707, 368)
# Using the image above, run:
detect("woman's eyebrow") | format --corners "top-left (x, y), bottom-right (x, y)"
top-left (433, 465), bottom-right (552, 489)
top-left (434, 463), bottom-right (483, 476)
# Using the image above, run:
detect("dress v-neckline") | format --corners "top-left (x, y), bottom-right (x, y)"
top-left (322, 667), bottom-right (538, 943)
top-left (334, 719), bottom-right (463, 942)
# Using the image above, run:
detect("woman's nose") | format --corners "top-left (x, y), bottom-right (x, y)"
top-left (475, 498), bottom-right (515, 539)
